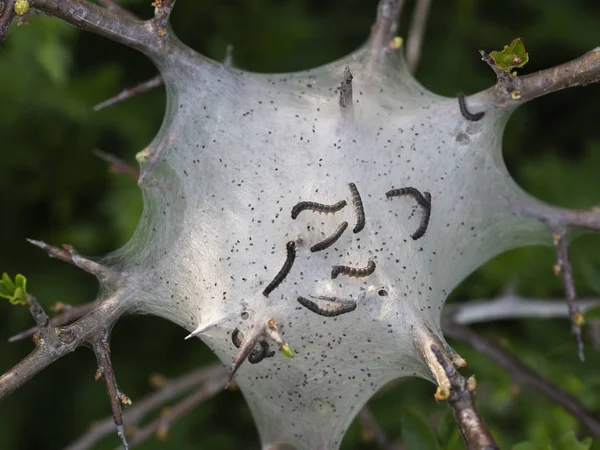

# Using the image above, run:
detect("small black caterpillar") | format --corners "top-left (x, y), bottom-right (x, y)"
top-left (458, 93), bottom-right (485, 121)
top-left (263, 241), bottom-right (296, 297)
top-left (231, 328), bottom-right (242, 348)
top-left (297, 296), bottom-right (357, 317)
top-left (386, 187), bottom-right (432, 240)
top-left (412, 192), bottom-right (431, 240)
top-left (248, 340), bottom-right (275, 364)
top-left (348, 182), bottom-right (365, 233)
top-left (291, 200), bottom-right (347, 220)
top-left (331, 259), bottom-right (376, 279)
top-left (310, 221), bottom-right (348, 252)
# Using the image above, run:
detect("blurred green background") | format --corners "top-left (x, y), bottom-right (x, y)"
top-left (1, 0), bottom-right (600, 449)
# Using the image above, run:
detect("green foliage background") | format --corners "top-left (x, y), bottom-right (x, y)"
top-left (1, 0), bottom-right (600, 448)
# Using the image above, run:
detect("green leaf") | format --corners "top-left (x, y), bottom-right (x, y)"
top-left (581, 258), bottom-right (600, 295)
top-left (555, 431), bottom-right (592, 450)
top-left (512, 442), bottom-right (541, 450)
top-left (489, 38), bottom-right (529, 72)
top-left (0, 273), bottom-right (29, 306)
top-left (400, 410), bottom-right (441, 450)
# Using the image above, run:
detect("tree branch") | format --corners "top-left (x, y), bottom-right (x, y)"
top-left (443, 321), bottom-right (600, 437)
top-left (9, 301), bottom-right (96, 343)
top-left (405, 0), bottom-right (431, 73)
top-left (447, 296), bottom-right (600, 325)
top-left (93, 75), bottom-right (164, 112)
top-left (27, 239), bottom-right (119, 284)
top-left (0, 0), bottom-right (17, 40)
top-left (0, 296), bottom-right (121, 401)
top-left (471, 47), bottom-right (600, 109)
top-left (366, 0), bottom-right (406, 75)
top-left (430, 344), bottom-right (499, 450)
top-left (92, 332), bottom-right (129, 449)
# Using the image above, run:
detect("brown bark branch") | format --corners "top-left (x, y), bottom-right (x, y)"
top-left (366, 0), bottom-right (406, 75)
top-left (93, 149), bottom-right (140, 180)
top-left (443, 321), bottom-right (600, 437)
top-left (470, 47), bottom-right (600, 109)
top-left (430, 344), bottom-right (499, 450)
top-left (92, 333), bottom-right (129, 449)
top-left (0, 0), bottom-right (17, 40)
top-left (0, 297), bottom-right (121, 401)
top-left (93, 75), bottom-right (164, 111)
top-left (9, 301), bottom-right (96, 343)
top-left (27, 239), bottom-right (119, 283)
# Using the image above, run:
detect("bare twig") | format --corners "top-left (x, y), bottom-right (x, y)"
top-left (93, 149), bottom-right (140, 181)
top-left (26, 239), bottom-right (118, 283)
top-left (447, 296), bottom-right (600, 325)
top-left (9, 301), bottom-right (97, 343)
top-left (25, 295), bottom-right (61, 347)
top-left (430, 344), bottom-right (499, 450)
top-left (65, 364), bottom-right (225, 450)
top-left (553, 229), bottom-right (584, 360)
top-left (366, 0), bottom-right (406, 75)
top-left (0, 0), bottom-right (17, 40)
top-left (405, 0), bottom-right (432, 73)
top-left (92, 333), bottom-right (129, 449)
top-left (93, 75), bottom-right (164, 111)
top-left (443, 322), bottom-right (600, 436)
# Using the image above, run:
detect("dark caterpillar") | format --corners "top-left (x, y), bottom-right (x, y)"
top-left (231, 328), bottom-right (242, 348)
top-left (248, 340), bottom-right (275, 364)
top-left (386, 187), bottom-right (432, 240)
top-left (458, 93), bottom-right (485, 121)
top-left (297, 296), bottom-right (357, 317)
top-left (310, 221), bottom-right (348, 252)
top-left (348, 182), bottom-right (365, 233)
top-left (263, 241), bottom-right (296, 297)
top-left (331, 259), bottom-right (376, 279)
top-left (291, 200), bottom-right (347, 220)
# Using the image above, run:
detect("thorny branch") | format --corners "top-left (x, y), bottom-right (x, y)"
top-left (443, 321), bottom-right (600, 437)
top-left (92, 333), bottom-right (130, 449)
top-left (27, 239), bottom-right (118, 284)
top-left (94, 75), bottom-right (164, 111)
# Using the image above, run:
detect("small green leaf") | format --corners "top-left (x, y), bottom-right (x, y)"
top-left (555, 431), bottom-right (592, 450)
top-left (512, 442), bottom-right (541, 450)
top-left (489, 38), bottom-right (529, 72)
top-left (281, 343), bottom-right (295, 357)
top-left (581, 258), bottom-right (600, 295)
top-left (0, 273), bottom-right (29, 306)
top-left (400, 410), bottom-right (441, 450)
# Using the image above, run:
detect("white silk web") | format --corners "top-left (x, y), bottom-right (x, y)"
top-left (104, 43), bottom-right (547, 449)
